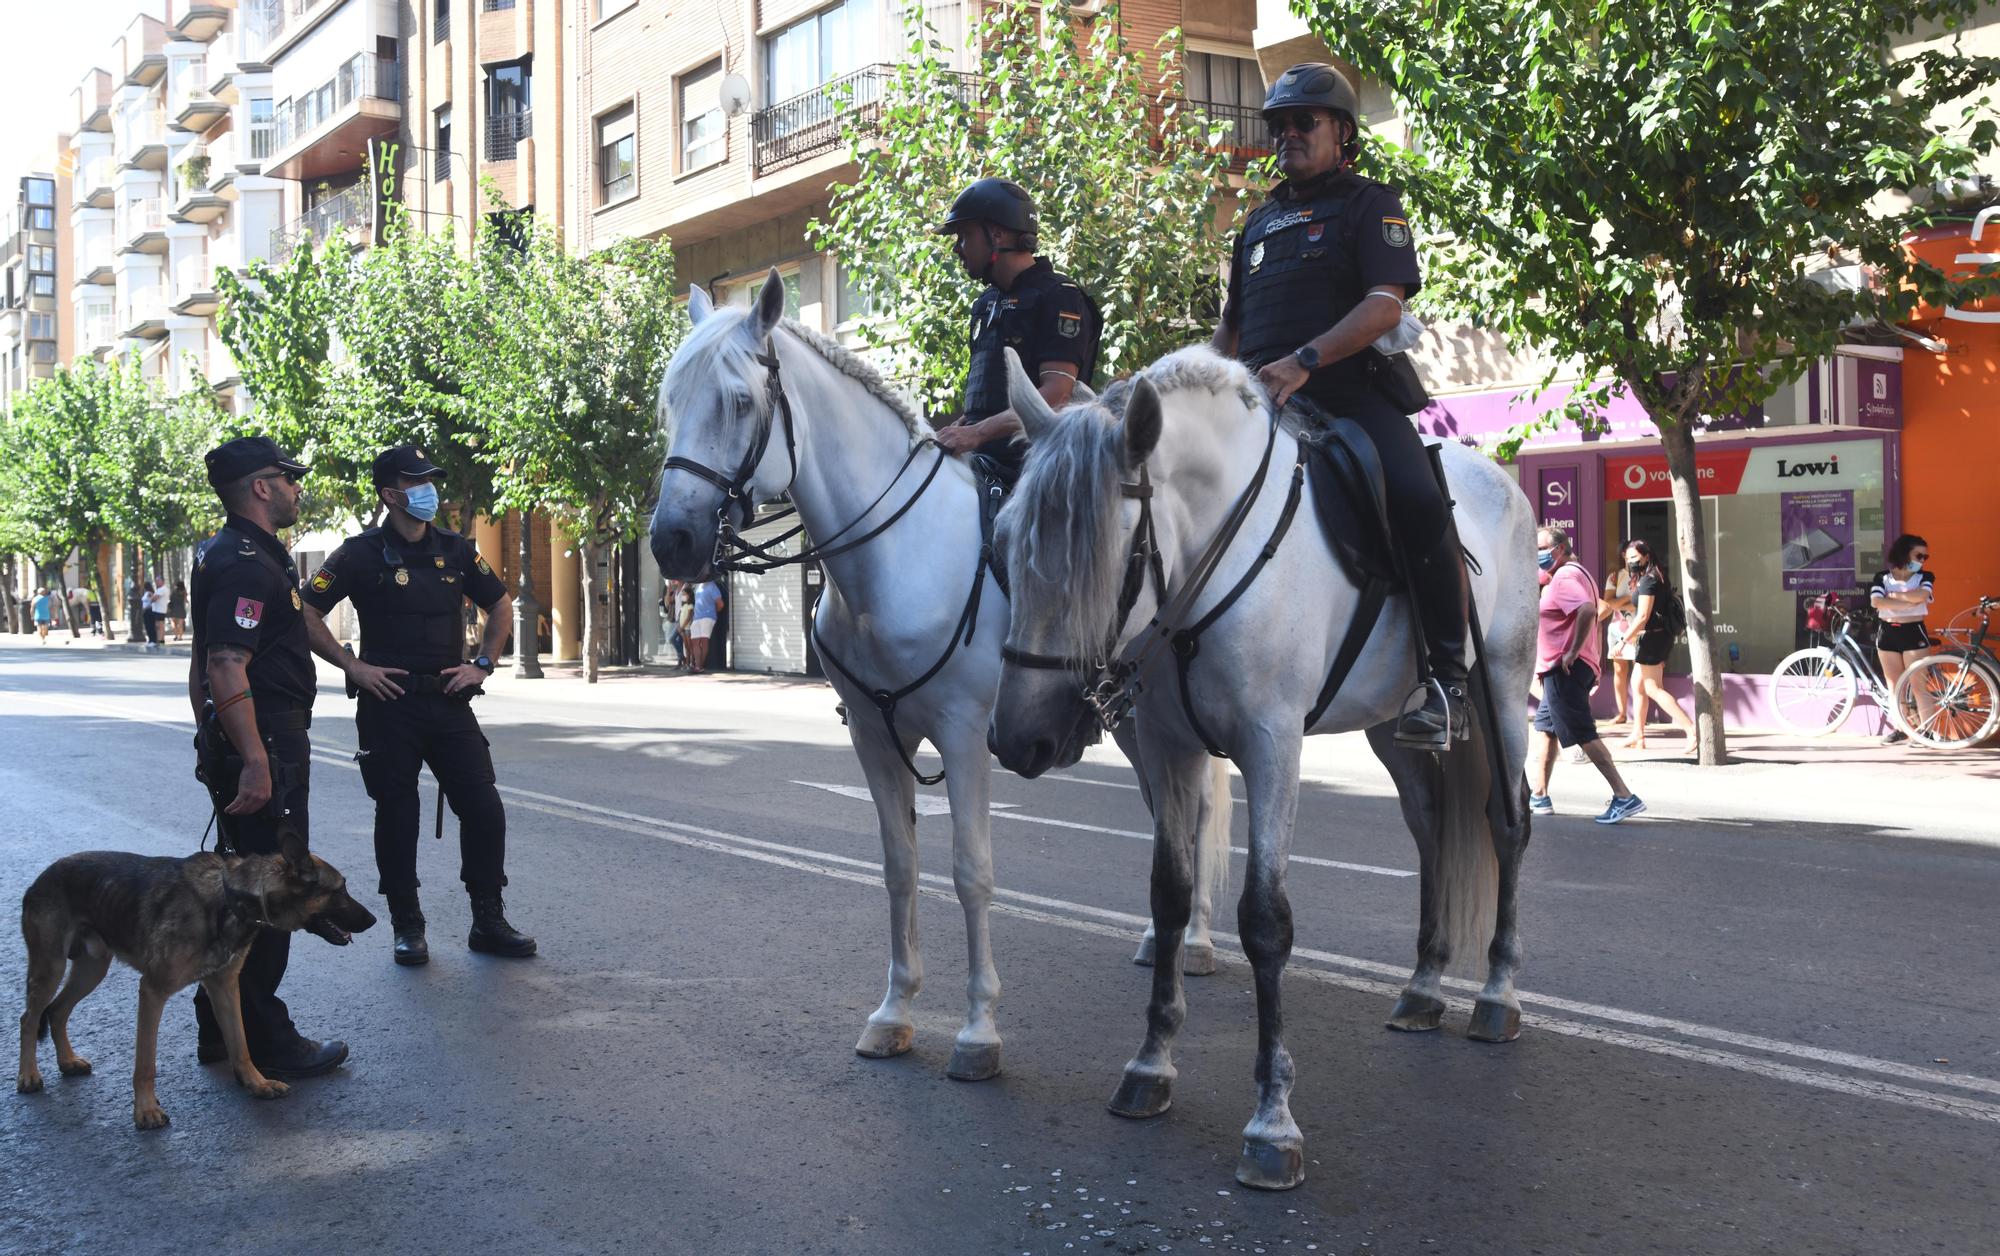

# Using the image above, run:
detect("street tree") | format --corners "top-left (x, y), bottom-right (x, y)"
top-left (810, 0), bottom-right (1237, 415)
top-left (470, 211), bottom-right (685, 683)
top-left (1297, 0), bottom-right (2000, 762)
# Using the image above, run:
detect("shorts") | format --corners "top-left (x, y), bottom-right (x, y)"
top-left (689, 617), bottom-right (716, 639)
top-left (1877, 620), bottom-right (1932, 653)
top-left (1634, 629), bottom-right (1674, 667)
top-left (1532, 659), bottom-right (1599, 748)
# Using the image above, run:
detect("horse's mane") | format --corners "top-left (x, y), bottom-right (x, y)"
top-left (662, 305), bottom-right (925, 444)
top-left (1004, 344), bottom-right (1263, 664)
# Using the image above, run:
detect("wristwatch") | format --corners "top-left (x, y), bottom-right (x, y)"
top-left (473, 655), bottom-right (494, 673)
top-left (1292, 344), bottom-right (1321, 372)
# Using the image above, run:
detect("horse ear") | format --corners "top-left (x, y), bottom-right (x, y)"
top-left (687, 285), bottom-right (714, 325)
top-left (751, 268), bottom-right (786, 340)
top-left (1121, 376), bottom-right (1163, 470)
top-left (1005, 348), bottom-right (1058, 442)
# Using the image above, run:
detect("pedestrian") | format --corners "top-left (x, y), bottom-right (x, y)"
top-left (299, 444), bottom-right (535, 967)
top-left (676, 585), bottom-right (695, 670)
top-left (1870, 533), bottom-right (1935, 745)
top-left (1598, 566), bottom-right (1640, 726)
top-left (660, 580), bottom-right (686, 667)
top-left (31, 587), bottom-right (55, 643)
top-left (169, 578), bottom-right (188, 640)
top-left (142, 575), bottom-right (165, 649)
top-left (87, 586), bottom-right (103, 635)
top-left (189, 434), bottom-right (350, 1080)
top-left (687, 579), bottom-right (723, 674)
top-left (1618, 539), bottom-right (1698, 751)
top-left (67, 586), bottom-right (91, 641)
top-left (1526, 526), bottom-right (1645, 824)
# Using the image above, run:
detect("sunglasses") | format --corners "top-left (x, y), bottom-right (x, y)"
top-left (1266, 110), bottom-right (1324, 141)
top-left (253, 470), bottom-right (302, 486)
top-left (1911, 552), bottom-right (1930, 561)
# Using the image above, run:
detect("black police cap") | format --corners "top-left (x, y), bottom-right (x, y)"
top-left (372, 445), bottom-right (447, 487)
top-left (205, 436), bottom-right (309, 489)
top-left (935, 178), bottom-right (1038, 236)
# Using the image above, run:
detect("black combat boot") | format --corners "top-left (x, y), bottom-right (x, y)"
top-left (468, 891), bottom-right (537, 958)
top-left (387, 891), bottom-right (429, 967)
top-left (1395, 546), bottom-right (1472, 749)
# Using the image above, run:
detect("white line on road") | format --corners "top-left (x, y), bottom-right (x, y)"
top-left (16, 687), bottom-right (2000, 1120)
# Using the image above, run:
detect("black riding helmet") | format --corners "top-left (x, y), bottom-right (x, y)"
top-left (1263, 63), bottom-right (1363, 166)
top-left (935, 178), bottom-right (1039, 248)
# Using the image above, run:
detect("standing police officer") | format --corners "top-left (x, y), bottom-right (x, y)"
top-left (300, 446), bottom-right (535, 966)
top-left (932, 178), bottom-right (1102, 482)
top-left (188, 436), bottom-right (351, 1079)
top-left (1213, 64), bottom-right (1469, 747)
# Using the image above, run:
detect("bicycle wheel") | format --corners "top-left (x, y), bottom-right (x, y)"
top-left (1894, 653), bottom-right (2000, 749)
top-left (1770, 647), bottom-right (1858, 736)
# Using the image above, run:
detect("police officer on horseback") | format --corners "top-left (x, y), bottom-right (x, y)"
top-left (1212, 63), bottom-right (1469, 747)
top-left (933, 178), bottom-right (1102, 482)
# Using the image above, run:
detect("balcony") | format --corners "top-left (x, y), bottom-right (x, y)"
top-left (121, 297), bottom-right (169, 340)
top-left (176, 89), bottom-right (229, 133)
top-left (265, 53), bottom-right (401, 181)
top-left (237, 0), bottom-right (283, 68)
top-left (484, 110), bottom-right (532, 162)
top-left (121, 112), bottom-right (170, 170)
top-left (74, 158), bottom-right (117, 209)
top-left (1175, 98), bottom-right (1273, 172)
top-left (81, 312), bottom-right (117, 352)
top-left (172, 258), bottom-right (219, 316)
top-left (175, 2), bottom-right (230, 42)
top-left (119, 199), bottom-right (168, 253)
top-left (125, 51), bottom-right (167, 88)
top-left (174, 158), bottom-right (229, 224)
top-left (271, 182), bottom-right (371, 263)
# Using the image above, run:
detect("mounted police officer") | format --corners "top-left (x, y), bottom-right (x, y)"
top-left (300, 445), bottom-right (535, 966)
top-left (188, 436), bottom-right (351, 1080)
top-left (932, 177), bottom-right (1102, 483)
top-left (1212, 63), bottom-right (1469, 748)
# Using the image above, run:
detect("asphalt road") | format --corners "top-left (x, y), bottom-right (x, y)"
top-left (3, 641), bottom-right (1997, 1255)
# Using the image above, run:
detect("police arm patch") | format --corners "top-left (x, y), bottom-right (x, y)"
top-left (1382, 217), bottom-right (1411, 248)
top-left (233, 597), bottom-right (264, 629)
top-left (309, 567), bottom-right (335, 593)
top-left (475, 554), bottom-right (493, 576)
top-left (1056, 311), bottom-right (1082, 339)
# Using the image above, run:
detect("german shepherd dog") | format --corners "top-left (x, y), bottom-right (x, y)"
top-left (16, 826), bottom-right (376, 1129)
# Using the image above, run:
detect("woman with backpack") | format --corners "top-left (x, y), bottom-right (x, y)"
top-left (1619, 539), bottom-right (1698, 751)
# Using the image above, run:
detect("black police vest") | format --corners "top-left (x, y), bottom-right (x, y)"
top-left (1233, 179), bottom-right (1374, 373)
top-left (962, 286), bottom-right (1046, 422)
top-left (349, 528), bottom-right (470, 672)
top-left (192, 522), bottom-right (317, 710)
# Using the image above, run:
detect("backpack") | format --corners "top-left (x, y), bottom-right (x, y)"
top-left (1656, 581), bottom-right (1687, 640)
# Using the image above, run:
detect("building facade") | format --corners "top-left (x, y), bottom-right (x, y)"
top-left (0, 173), bottom-right (68, 412)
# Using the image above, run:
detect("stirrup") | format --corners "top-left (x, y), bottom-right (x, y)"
top-left (1393, 679), bottom-right (1467, 751)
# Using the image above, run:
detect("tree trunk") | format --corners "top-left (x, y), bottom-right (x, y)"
top-left (0, 556), bottom-right (20, 634)
top-left (512, 509), bottom-right (544, 679)
top-left (127, 542), bottom-right (147, 644)
top-left (1657, 419), bottom-right (1729, 764)
top-left (578, 538), bottom-right (604, 684)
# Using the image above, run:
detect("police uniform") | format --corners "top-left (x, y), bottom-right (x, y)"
top-left (190, 437), bottom-right (343, 1073)
top-left (958, 257), bottom-right (1101, 475)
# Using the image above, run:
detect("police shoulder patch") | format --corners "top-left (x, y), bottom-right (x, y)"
top-left (1381, 217), bottom-right (1411, 248)
top-left (1056, 311), bottom-right (1082, 339)
top-left (309, 568), bottom-right (334, 592)
top-left (475, 554), bottom-right (493, 576)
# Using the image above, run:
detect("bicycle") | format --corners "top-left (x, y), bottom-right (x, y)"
top-left (1891, 595), bottom-right (2000, 749)
top-left (1769, 596), bottom-right (1906, 737)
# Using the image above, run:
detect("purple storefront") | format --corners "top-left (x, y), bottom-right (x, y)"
top-left (1421, 351), bottom-right (1906, 732)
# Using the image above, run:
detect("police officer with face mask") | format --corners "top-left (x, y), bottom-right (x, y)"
top-left (300, 446), bottom-right (535, 966)
top-left (1212, 63), bottom-right (1469, 747)
top-left (932, 178), bottom-right (1102, 482)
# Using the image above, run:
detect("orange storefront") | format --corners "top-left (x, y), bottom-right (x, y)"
top-left (1901, 215), bottom-right (2000, 631)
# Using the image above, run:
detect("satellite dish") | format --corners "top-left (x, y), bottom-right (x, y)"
top-left (719, 72), bottom-right (753, 117)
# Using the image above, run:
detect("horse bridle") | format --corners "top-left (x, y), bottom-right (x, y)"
top-left (661, 348), bottom-right (800, 560)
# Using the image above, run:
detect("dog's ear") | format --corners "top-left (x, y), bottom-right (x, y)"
top-left (276, 825), bottom-right (314, 881)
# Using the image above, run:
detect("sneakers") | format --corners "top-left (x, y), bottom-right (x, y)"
top-left (1594, 794), bottom-right (1647, 825)
top-left (1528, 793), bottom-right (1554, 816)
top-left (1881, 728), bottom-right (1909, 745)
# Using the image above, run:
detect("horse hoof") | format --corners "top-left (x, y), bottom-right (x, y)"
top-left (854, 1022), bottom-right (915, 1058)
top-left (1182, 941), bottom-right (1217, 976)
top-left (946, 1041), bottom-right (1002, 1082)
top-left (1385, 991), bottom-right (1445, 1032)
top-left (1132, 935), bottom-right (1157, 967)
top-left (1235, 1137), bottom-right (1307, 1191)
top-left (1467, 998), bottom-right (1521, 1043)
top-left (1107, 1073), bottom-right (1173, 1119)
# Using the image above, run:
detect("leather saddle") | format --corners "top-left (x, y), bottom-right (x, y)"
top-left (967, 452), bottom-right (1015, 598)
top-left (1287, 402), bottom-right (1402, 588)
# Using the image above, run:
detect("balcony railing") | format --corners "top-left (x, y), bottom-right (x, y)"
top-left (273, 53), bottom-right (400, 153)
top-left (484, 109), bottom-right (532, 161)
top-left (121, 198), bottom-right (166, 241)
top-left (175, 256), bottom-right (215, 297)
top-left (1175, 98), bottom-right (1272, 169)
top-left (121, 109), bottom-right (168, 156)
top-left (82, 314), bottom-right (117, 348)
top-left (482, 0), bottom-right (517, 9)
top-left (74, 157), bottom-right (117, 200)
top-left (270, 182), bottom-right (371, 263)
top-left (248, 115), bottom-right (277, 161)
top-left (239, 0), bottom-right (283, 61)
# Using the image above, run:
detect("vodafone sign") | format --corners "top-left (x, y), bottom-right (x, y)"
top-left (1605, 450), bottom-right (1752, 500)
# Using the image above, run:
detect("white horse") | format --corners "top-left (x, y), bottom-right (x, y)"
top-left (988, 346), bottom-right (1539, 1190)
top-left (647, 271), bottom-right (1231, 1081)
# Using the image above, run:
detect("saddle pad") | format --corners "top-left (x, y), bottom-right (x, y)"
top-left (1294, 411), bottom-right (1401, 588)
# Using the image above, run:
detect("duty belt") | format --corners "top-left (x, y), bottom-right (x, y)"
top-left (256, 707), bottom-right (312, 731)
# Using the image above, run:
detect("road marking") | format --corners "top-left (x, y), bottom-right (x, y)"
top-left (793, 779), bottom-right (1019, 816)
top-left (16, 686), bottom-right (2000, 1119)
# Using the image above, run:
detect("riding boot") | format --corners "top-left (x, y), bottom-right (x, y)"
top-left (1395, 542), bottom-right (1471, 748)
top-left (468, 891), bottom-right (537, 958)
top-left (387, 892), bottom-right (429, 967)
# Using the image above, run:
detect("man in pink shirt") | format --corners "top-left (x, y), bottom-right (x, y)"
top-left (1528, 526), bottom-right (1643, 824)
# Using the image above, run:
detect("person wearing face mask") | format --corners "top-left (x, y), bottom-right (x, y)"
top-left (1869, 533), bottom-right (1935, 745)
top-left (931, 178), bottom-right (1101, 484)
top-left (1213, 63), bottom-right (1467, 749)
top-left (299, 445), bottom-right (536, 966)
top-left (1526, 527), bottom-right (1645, 824)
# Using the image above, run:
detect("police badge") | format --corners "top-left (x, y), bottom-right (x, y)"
top-left (291, 588), bottom-right (302, 611)
top-left (1249, 241), bottom-right (1265, 269)
top-left (394, 568), bottom-right (409, 586)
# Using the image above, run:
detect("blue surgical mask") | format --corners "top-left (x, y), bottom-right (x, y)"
top-left (400, 482), bottom-right (439, 522)
top-left (1536, 548), bottom-right (1556, 571)
top-left (1907, 560), bottom-right (1923, 573)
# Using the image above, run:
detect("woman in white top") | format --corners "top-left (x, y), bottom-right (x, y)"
top-left (1598, 566), bottom-right (1641, 725)
top-left (1869, 533), bottom-right (1934, 745)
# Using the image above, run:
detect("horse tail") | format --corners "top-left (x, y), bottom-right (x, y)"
top-left (1436, 667), bottom-right (1501, 973)
top-left (1200, 757), bottom-right (1233, 912)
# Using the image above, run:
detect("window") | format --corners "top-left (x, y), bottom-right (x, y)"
top-left (482, 0), bottom-right (517, 9)
top-left (1184, 52), bottom-right (1264, 108)
top-left (598, 104), bottom-right (636, 203)
top-left (26, 178), bottom-right (53, 206)
top-left (765, 0), bottom-right (879, 106)
top-left (679, 61), bottom-right (725, 172)
top-left (597, 0), bottom-right (637, 17)
top-left (28, 312), bottom-right (53, 340)
top-left (434, 0), bottom-right (449, 43)
top-left (29, 208), bottom-right (53, 231)
top-left (835, 258), bottom-right (875, 324)
top-left (32, 276), bottom-right (53, 297)
top-left (31, 342), bottom-right (55, 363)
top-left (435, 105), bottom-right (453, 181)
top-left (27, 245), bottom-right (53, 273)
top-left (485, 59), bottom-right (533, 160)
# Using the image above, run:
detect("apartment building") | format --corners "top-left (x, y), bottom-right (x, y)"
top-left (0, 173), bottom-right (69, 411)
